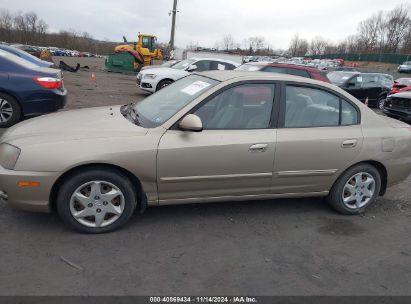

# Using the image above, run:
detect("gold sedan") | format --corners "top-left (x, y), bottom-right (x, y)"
top-left (1, 71), bottom-right (411, 233)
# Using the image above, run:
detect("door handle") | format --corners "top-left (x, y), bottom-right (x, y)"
top-left (342, 139), bottom-right (358, 148)
top-left (249, 143), bottom-right (268, 152)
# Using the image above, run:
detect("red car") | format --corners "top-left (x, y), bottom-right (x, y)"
top-left (390, 78), bottom-right (411, 95)
top-left (236, 62), bottom-right (331, 83)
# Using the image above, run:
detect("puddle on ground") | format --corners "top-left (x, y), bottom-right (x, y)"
top-left (317, 219), bottom-right (366, 236)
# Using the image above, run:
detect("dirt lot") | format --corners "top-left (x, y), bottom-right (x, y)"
top-left (0, 57), bottom-right (410, 296)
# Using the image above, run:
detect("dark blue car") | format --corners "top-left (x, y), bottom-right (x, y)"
top-left (0, 44), bottom-right (54, 68)
top-left (0, 50), bottom-right (67, 127)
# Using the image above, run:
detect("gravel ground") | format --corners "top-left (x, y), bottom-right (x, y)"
top-left (0, 57), bottom-right (410, 296)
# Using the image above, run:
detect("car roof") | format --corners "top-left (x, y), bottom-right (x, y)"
top-left (243, 62), bottom-right (323, 73)
top-left (197, 70), bottom-right (318, 83)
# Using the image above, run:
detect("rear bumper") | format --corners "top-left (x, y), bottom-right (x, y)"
top-left (0, 166), bottom-right (60, 213)
top-left (21, 88), bottom-right (67, 116)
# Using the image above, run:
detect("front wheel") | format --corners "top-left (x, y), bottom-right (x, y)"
top-left (156, 79), bottom-right (173, 91)
top-left (57, 168), bottom-right (138, 233)
top-left (327, 164), bottom-right (381, 215)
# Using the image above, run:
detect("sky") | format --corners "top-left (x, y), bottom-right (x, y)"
top-left (1, 0), bottom-right (408, 49)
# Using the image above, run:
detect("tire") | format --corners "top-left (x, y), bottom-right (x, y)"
top-left (0, 93), bottom-right (21, 128)
top-left (156, 79), bottom-right (173, 91)
top-left (56, 168), bottom-right (138, 233)
top-left (377, 96), bottom-right (386, 110)
top-left (327, 164), bottom-right (381, 215)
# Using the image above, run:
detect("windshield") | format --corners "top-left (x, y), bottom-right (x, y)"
top-left (171, 59), bottom-right (196, 70)
top-left (235, 64), bottom-right (263, 71)
top-left (327, 72), bottom-right (357, 84)
top-left (133, 75), bottom-right (219, 128)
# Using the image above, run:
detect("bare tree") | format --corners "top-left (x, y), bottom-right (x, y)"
top-left (309, 36), bottom-right (329, 55)
top-left (384, 5), bottom-right (410, 53)
top-left (288, 34), bottom-right (309, 56)
top-left (221, 34), bottom-right (235, 51)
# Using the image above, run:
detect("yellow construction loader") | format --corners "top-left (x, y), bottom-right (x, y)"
top-left (112, 33), bottom-right (163, 71)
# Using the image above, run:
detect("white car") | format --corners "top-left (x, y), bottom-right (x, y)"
top-left (136, 57), bottom-right (239, 93)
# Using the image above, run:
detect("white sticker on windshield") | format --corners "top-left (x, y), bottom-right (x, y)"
top-left (181, 81), bottom-right (211, 95)
top-left (217, 64), bottom-right (226, 70)
top-left (342, 76), bottom-right (349, 80)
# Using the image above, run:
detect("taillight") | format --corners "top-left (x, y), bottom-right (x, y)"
top-left (33, 77), bottom-right (63, 89)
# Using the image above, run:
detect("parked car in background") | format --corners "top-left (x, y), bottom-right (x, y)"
top-left (136, 57), bottom-right (239, 92)
top-left (327, 66), bottom-right (359, 73)
top-left (236, 62), bottom-right (330, 83)
top-left (328, 71), bottom-right (393, 108)
top-left (390, 78), bottom-right (411, 95)
top-left (0, 50), bottom-right (67, 127)
top-left (10, 44), bottom-right (41, 57)
top-left (397, 61), bottom-right (411, 73)
top-left (0, 44), bottom-right (53, 68)
top-left (1, 71), bottom-right (411, 233)
top-left (140, 59), bottom-right (181, 71)
top-left (383, 92), bottom-right (411, 123)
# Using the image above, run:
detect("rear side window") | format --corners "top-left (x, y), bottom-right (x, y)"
top-left (286, 68), bottom-right (310, 78)
top-left (194, 60), bottom-right (212, 72)
top-left (284, 85), bottom-right (358, 128)
top-left (263, 66), bottom-right (287, 74)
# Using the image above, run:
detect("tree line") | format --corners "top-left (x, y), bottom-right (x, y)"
top-left (288, 4), bottom-right (411, 56)
top-left (0, 9), bottom-right (117, 54)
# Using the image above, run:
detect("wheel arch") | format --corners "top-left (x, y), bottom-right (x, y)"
top-left (156, 78), bottom-right (174, 91)
top-left (0, 89), bottom-right (23, 111)
top-left (49, 163), bottom-right (147, 212)
top-left (336, 160), bottom-right (388, 195)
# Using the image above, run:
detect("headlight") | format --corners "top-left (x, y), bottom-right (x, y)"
top-left (0, 143), bottom-right (21, 170)
top-left (143, 74), bottom-right (157, 79)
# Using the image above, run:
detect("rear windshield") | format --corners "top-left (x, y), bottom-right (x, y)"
top-left (0, 50), bottom-right (38, 69)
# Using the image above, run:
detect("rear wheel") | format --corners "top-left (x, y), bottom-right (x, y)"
top-left (57, 168), bottom-right (138, 233)
top-left (0, 93), bottom-right (21, 128)
top-left (156, 79), bottom-right (173, 91)
top-left (327, 164), bottom-right (381, 215)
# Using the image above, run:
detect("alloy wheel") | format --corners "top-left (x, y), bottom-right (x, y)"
top-left (342, 172), bottom-right (376, 209)
top-left (69, 180), bottom-right (125, 228)
top-left (0, 98), bottom-right (13, 123)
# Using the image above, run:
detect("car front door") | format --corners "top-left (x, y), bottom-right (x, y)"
top-left (273, 84), bottom-right (363, 195)
top-left (156, 82), bottom-right (279, 204)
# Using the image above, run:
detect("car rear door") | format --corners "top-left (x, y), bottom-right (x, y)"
top-left (156, 82), bottom-right (280, 203)
top-left (272, 83), bottom-right (363, 194)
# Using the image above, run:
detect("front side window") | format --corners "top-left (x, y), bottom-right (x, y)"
top-left (133, 75), bottom-right (219, 128)
top-left (194, 83), bottom-right (275, 130)
top-left (284, 85), bottom-right (358, 128)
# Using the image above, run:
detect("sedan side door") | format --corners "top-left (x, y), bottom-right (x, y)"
top-left (156, 82), bottom-right (279, 204)
top-left (273, 84), bottom-right (363, 195)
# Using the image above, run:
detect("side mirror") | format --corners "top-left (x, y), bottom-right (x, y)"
top-left (187, 64), bottom-right (197, 72)
top-left (179, 114), bottom-right (203, 132)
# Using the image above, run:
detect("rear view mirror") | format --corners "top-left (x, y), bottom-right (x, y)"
top-left (187, 65), bottom-right (197, 72)
top-left (179, 114), bottom-right (203, 132)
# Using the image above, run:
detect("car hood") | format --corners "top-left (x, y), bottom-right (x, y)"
top-left (140, 67), bottom-right (189, 78)
top-left (1, 106), bottom-right (148, 146)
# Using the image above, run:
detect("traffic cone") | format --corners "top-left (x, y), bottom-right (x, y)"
top-left (90, 73), bottom-right (96, 81)
top-left (365, 97), bottom-right (369, 107)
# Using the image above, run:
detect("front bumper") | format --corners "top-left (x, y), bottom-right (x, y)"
top-left (137, 78), bottom-right (156, 93)
top-left (383, 107), bottom-right (411, 123)
top-left (0, 166), bottom-right (60, 213)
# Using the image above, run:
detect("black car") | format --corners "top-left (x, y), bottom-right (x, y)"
top-left (383, 92), bottom-right (411, 123)
top-left (0, 49), bottom-right (67, 127)
top-left (328, 71), bottom-right (393, 107)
